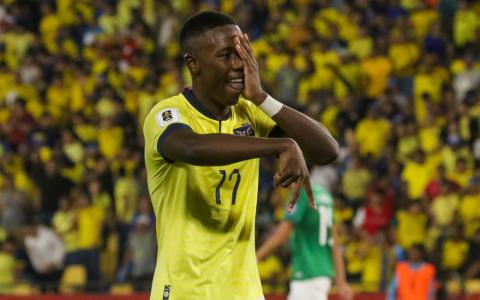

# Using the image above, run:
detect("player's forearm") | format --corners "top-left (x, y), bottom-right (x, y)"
top-left (163, 130), bottom-right (294, 166)
top-left (256, 221), bottom-right (292, 261)
top-left (332, 225), bottom-right (348, 286)
top-left (272, 105), bottom-right (339, 165)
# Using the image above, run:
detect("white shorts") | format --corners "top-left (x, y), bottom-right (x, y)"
top-left (287, 277), bottom-right (331, 300)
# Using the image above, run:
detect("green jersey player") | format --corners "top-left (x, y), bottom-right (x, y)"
top-left (257, 183), bottom-right (353, 300)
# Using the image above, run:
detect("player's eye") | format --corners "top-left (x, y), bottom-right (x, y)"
top-left (219, 52), bottom-right (229, 59)
top-left (218, 50), bottom-right (235, 60)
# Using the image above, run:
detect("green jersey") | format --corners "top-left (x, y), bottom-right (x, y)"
top-left (284, 184), bottom-right (335, 280)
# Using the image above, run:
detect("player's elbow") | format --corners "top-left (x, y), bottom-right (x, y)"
top-left (325, 140), bottom-right (340, 163)
top-left (310, 139), bottom-right (339, 165)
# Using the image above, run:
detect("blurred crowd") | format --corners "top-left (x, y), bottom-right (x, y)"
top-left (0, 0), bottom-right (480, 296)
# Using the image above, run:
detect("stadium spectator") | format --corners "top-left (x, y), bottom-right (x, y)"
top-left (74, 192), bottom-right (103, 283)
top-left (459, 181), bottom-right (480, 239)
top-left (31, 160), bottom-right (74, 224)
top-left (0, 236), bottom-right (17, 293)
top-left (440, 226), bottom-right (469, 274)
top-left (275, 52), bottom-right (302, 105)
top-left (341, 155), bottom-right (372, 209)
top-left (402, 149), bottom-right (433, 200)
top-left (117, 211), bottom-right (156, 291)
top-left (353, 187), bottom-right (392, 236)
top-left (0, 174), bottom-right (26, 230)
top-left (431, 184), bottom-right (459, 230)
top-left (464, 229), bottom-right (480, 279)
top-left (88, 178), bottom-right (112, 218)
top-left (424, 165), bottom-right (458, 201)
top-left (387, 244), bottom-right (436, 300)
top-left (345, 228), bottom-right (365, 283)
top-left (52, 196), bottom-right (79, 266)
top-left (3, 98), bottom-right (34, 147)
top-left (22, 219), bottom-right (64, 291)
top-left (354, 105), bottom-right (391, 158)
top-left (396, 201), bottom-right (428, 250)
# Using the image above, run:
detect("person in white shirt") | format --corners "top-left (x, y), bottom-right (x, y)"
top-left (23, 220), bottom-right (65, 291)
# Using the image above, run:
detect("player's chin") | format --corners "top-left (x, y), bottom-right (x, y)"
top-left (225, 86), bottom-right (242, 104)
top-left (226, 95), bottom-right (240, 105)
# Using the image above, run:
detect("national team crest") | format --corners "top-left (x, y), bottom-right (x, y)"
top-left (233, 123), bottom-right (255, 136)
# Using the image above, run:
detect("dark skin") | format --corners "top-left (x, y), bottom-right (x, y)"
top-left (164, 24), bottom-right (339, 210)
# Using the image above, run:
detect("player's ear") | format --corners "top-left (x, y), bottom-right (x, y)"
top-left (184, 53), bottom-right (200, 75)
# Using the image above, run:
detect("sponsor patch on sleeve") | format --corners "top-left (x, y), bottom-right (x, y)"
top-left (155, 108), bottom-right (180, 127)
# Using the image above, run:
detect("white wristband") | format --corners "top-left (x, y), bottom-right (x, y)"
top-left (259, 95), bottom-right (283, 117)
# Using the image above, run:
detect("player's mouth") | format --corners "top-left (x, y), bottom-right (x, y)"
top-left (228, 78), bottom-right (244, 91)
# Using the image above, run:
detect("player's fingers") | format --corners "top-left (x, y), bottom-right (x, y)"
top-left (234, 36), bottom-right (248, 60)
top-left (303, 177), bottom-right (315, 208)
top-left (243, 33), bottom-right (255, 57)
top-left (235, 36), bottom-right (257, 72)
top-left (273, 172), bottom-right (282, 186)
top-left (287, 181), bottom-right (302, 212)
top-left (274, 170), bottom-right (295, 186)
top-left (278, 175), bottom-right (298, 188)
top-left (238, 34), bottom-right (255, 62)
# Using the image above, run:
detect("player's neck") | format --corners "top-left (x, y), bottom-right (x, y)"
top-left (190, 86), bottom-right (230, 120)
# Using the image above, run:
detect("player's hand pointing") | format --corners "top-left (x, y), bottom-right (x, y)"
top-left (234, 33), bottom-right (267, 105)
top-left (274, 139), bottom-right (315, 211)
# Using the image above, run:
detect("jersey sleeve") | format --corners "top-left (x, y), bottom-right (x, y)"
top-left (284, 190), bottom-right (308, 224)
top-left (250, 103), bottom-right (278, 138)
top-left (143, 101), bottom-right (193, 162)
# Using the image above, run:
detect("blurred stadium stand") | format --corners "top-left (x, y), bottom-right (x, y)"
top-left (0, 0), bottom-right (480, 299)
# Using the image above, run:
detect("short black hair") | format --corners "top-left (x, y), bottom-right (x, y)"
top-left (179, 11), bottom-right (237, 54)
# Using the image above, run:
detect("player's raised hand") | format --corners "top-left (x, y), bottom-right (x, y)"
top-left (233, 33), bottom-right (267, 105)
top-left (274, 139), bottom-right (315, 211)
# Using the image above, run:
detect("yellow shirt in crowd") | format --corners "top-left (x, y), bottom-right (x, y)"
top-left (402, 160), bottom-right (433, 199)
top-left (442, 239), bottom-right (469, 270)
top-left (396, 210), bottom-right (427, 249)
top-left (361, 56), bottom-right (391, 98)
top-left (431, 193), bottom-right (459, 227)
top-left (355, 118), bottom-right (391, 157)
top-left (77, 206), bottom-right (103, 249)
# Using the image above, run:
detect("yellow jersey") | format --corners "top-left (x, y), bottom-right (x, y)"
top-left (143, 89), bottom-right (276, 300)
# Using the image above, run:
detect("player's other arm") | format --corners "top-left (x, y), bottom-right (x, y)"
top-left (332, 224), bottom-right (354, 300)
top-left (163, 129), bottom-right (299, 166)
top-left (234, 34), bottom-right (339, 165)
top-left (256, 221), bottom-right (293, 261)
top-left (161, 125), bottom-right (315, 209)
top-left (269, 105), bottom-right (339, 165)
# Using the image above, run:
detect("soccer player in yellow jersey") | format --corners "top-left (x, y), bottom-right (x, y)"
top-left (143, 11), bottom-right (339, 300)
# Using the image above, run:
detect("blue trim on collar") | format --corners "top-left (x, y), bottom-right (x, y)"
top-left (182, 88), bottom-right (232, 121)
